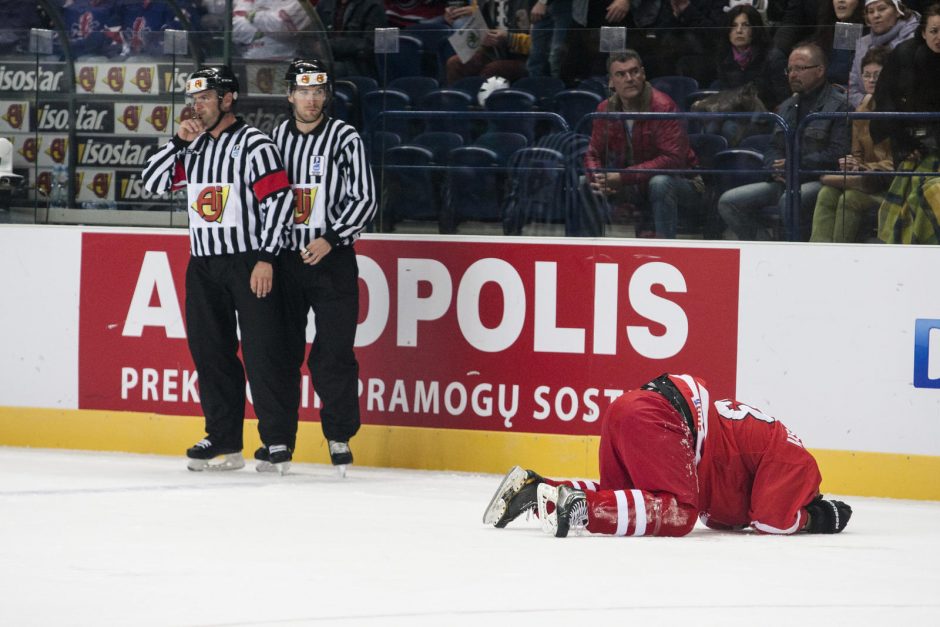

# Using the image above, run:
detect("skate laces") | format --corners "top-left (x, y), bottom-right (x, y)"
top-left (194, 439), bottom-right (212, 449)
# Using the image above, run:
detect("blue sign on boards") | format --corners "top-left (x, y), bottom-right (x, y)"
top-left (914, 319), bottom-right (940, 389)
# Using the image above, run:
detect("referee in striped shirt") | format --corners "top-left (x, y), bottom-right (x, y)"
top-left (270, 59), bottom-right (376, 474)
top-left (142, 66), bottom-right (299, 473)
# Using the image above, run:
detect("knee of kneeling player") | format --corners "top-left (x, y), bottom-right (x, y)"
top-left (652, 497), bottom-right (698, 537)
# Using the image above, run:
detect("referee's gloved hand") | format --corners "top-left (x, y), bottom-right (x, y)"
top-left (804, 495), bottom-right (852, 534)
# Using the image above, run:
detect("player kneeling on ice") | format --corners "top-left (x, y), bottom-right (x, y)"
top-left (483, 373), bottom-right (852, 537)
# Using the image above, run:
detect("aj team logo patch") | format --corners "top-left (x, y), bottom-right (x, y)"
top-left (294, 187), bottom-right (317, 225)
top-left (191, 185), bottom-right (230, 222)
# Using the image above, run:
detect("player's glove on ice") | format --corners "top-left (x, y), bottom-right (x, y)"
top-left (804, 496), bottom-right (852, 534)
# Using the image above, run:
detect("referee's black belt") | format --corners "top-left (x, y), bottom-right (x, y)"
top-left (642, 374), bottom-right (697, 438)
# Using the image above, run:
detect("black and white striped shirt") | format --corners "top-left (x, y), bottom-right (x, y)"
top-left (270, 116), bottom-right (376, 250)
top-left (142, 118), bottom-right (294, 261)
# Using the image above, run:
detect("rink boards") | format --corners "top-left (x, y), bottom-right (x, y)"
top-left (1, 226), bottom-right (938, 500)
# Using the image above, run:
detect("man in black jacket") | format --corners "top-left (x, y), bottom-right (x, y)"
top-left (316, 0), bottom-right (389, 78)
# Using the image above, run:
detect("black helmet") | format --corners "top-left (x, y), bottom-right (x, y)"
top-left (284, 58), bottom-right (331, 93)
top-left (186, 66), bottom-right (239, 100)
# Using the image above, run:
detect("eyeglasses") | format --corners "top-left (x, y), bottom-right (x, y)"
top-left (784, 64), bottom-right (821, 75)
top-left (862, 71), bottom-right (881, 81)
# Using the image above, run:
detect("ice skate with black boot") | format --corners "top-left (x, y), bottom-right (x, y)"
top-left (537, 483), bottom-right (588, 537)
top-left (254, 444), bottom-right (292, 475)
top-left (482, 466), bottom-right (544, 527)
top-left (186, 438), bottom-right (244, 471)
top-left (328, 440), bottom-right (352, 478)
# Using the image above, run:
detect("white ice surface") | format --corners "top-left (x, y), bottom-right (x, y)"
top-left (1, 447), bottom-right (938, 627)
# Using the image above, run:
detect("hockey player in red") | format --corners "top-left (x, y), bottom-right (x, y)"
top-left (483, 373), bottom-right (852, 537)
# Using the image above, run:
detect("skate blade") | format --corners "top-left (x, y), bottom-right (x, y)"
top-left (255, 460), bottom-right (290, 475)
top-left (335, 464), bottom-right (348, 478)
top-left (482, 465), bottom-right (527, 526)
top-left (187, 453), bottom-right (245, 472)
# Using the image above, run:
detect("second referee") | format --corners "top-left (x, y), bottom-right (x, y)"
top-left (265, 58), bottom-right (377, 476)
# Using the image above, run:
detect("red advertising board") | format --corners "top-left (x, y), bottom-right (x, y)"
top-left (79, 233), bottom-right (739, 436)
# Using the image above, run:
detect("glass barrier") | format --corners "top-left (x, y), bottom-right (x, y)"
top-left (0, 1), bottom-right (937, 244)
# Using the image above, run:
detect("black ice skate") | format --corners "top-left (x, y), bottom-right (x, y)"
top-left (186, 438), bottom-right (244, 472)
top-left (537, 483), bottom-right (588, 538)
top-left (482, 466), bottom-right (544, 527)
top-left (328, 440), bottom-right (353, 477)
top-left (254, 444), bottom-right (292, 475)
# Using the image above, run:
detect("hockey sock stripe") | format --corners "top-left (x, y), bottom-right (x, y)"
top-left (614, 489), bottom-right (630, 536)
top-left (631, 489), bottom-right (647, 536)
top-left (582, 480), bottom-right (597, 491)
top-left (570, 480), bottom-right (581, 489)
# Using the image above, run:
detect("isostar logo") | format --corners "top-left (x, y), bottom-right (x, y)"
top-left (191, 185), bottom-right (230, 222)
top-left (19, 137), bottom-right (39, 162)
top-left (2, 103), bottom-right (23, 128)
top-left (132, 66), bottom-right (152, 92)
top-left (159, 64), bottom-right (193, 93)
top-left (147, 105), bottom-right (169, 131)
top-left (89, 172), bottom-right (112, 198)
top-left (46, 138), bottom-right (68, 164)
top-left (119, 105), bottom-right (142, 131)
top-left (77, 138), bottom-right (157, 166)
top-left (106, 66), bottom-right (125, 92)
top-left (0, 64), bottom-right (66, 92)
top-left (77, 66), bottom-right (97, 92)
top-left (256, 67), bottom-right (274, 94)
top-left (35, 102), bottom-right (112, 132)
top-left (117, 170), bottom-right (162, 201)
top-left (294, 187), bottom-right (317, 225)
top-left (242, 106), bottom-right (287, 134)
top-left (36, 170), bottom-right (52, 196)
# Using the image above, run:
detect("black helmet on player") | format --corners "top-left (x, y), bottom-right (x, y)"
top-left (284, 58), bottom-right (331, 96)
top-left (185, 65), bottom-right (240, 101)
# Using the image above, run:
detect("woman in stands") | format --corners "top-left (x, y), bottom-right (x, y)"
top-left (810, 45), bottom-right (893, 242)
top-left (848, 0), bottom-right (921, 106)
top-left (812, 0), bottom-right (868, 87)
top-left (871, 2), bottom-right (940, 243)
top-left (713, 4), bottom-right (785, 111)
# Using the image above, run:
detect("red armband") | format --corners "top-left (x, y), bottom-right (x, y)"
top-left (253, 170), bottom-right (290, 203)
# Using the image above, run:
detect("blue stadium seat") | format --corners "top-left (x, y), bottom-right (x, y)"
top-left (378, 145), bottom-right (438, 227)
top-left (512, 76), bottom-right (566, 109)
top-left (361, 89), bottom-right (411, 139)
top-left (375, 35), bottom-right (424, 85)
top-left (450, 76), bottom-right (486, 101)
top-left (502, 147), bottom-right (566, 234)
top-left (411, 132), bottom-right (464, 164)
top-left (577, 78), bottom-right (609, 100)
top-left (388, 76), bottom-right (440, 105)
top-left (689, 133), bottom-right (729, 169)
top-left (418, 89), bottom-right (474, 137)
top-left (484, 89), bottom-right (537, 141)
top-left (650, 76), bottom-right (699, 111)
top-left (552, 89), bottom-right (603, 135)
top-left (443, 146), bottom-right (502, 232)
top-left (473, 132), bottom-right (528, 165)
top-left (738, 133), bottom-right (773, 155)
top-left (365, 131), bottom-right (402, 167)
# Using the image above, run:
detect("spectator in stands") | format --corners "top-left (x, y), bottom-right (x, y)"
top-left (232, 0), bottom-right (313, 59)
top-left (560, 0), bottom-right (629, 84)
top-left (718, 42), bottom-right (851, 240)
top-left (527, 0), bottom-right (573, 79)
top-left (384, 0), bottom-right (445, 27)
top-left (714, 4), bottom-right (785, 110)
top-left (812, 0), bottom-right (867, 87)
top-left (848, 0), bottom-right (920, 106)
top-left (768, 0), bottom-right (823, 104)
top-left (445, 0), bottom-right (531, 85)
top-left (0, 2), bottom-right (45, 56)
top-left (316, 0), bottom-right (388, 78)
top-left (116, 0), bottom-right (185, 59)
top-left (58, 0), bottom-right (123, 59)
top-left (810, 45), bottom-right (893, 242)
top-left (871, 2), bottom-right (940, 243)
top-left (583, 50), bottom-right (701, 238)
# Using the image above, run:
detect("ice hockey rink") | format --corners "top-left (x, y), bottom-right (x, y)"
top-left (1, 447), bottom-right (938, 627)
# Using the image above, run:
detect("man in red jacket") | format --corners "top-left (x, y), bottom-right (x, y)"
top-left (483, 373), bottom-right (853, 537)
top-left (583, 50), bottom-right (701, 238)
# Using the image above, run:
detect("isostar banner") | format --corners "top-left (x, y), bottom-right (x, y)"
top-left (114, 102), bottom-right (174, 135)
top-left (78, 234), bottom-right (739, 436)
top-left (0, 62), bottom-right (68, 93)
top-left (75, 168), bottom-right (115, 202)
top-left (9, 133), bottom-right (69, 167)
